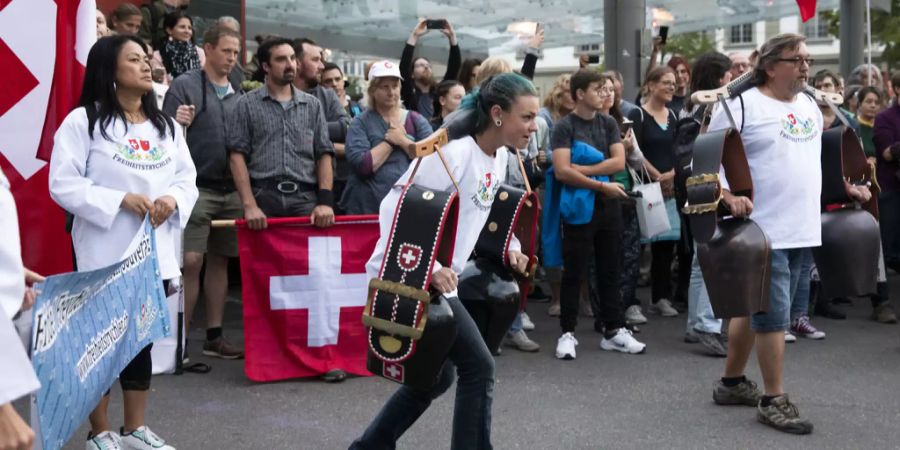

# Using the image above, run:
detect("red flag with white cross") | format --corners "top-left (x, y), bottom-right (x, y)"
top-left (237, 216), bottom-right (379, 381)
top-left (0, 0), bottom-right (96, 275)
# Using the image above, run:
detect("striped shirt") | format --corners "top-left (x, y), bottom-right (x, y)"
top-left (227, 85), bottom-right (334, 185)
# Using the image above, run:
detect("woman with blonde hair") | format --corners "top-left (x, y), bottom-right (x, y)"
top-left (539, 73), bottom-right (575, 133)
top-left (340, 60), bottom-right (432, 215)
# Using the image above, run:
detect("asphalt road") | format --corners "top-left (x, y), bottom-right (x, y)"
top-left (41, 281), bottom-right (900, 450)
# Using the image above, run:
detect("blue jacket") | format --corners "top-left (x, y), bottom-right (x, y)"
top-left (542, 140), bottom-right (609, 268)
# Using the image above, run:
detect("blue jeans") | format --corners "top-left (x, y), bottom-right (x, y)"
top-left (508, 311), bottom-right (524, 333)
top-left (751, 248), bottom-right (808, 333)
top-left (789, 248), bottom-right (814, 320)
top-left (350, 296), bottom-right (495, 450)
top-left (687, 246), bottom-right (722, 334)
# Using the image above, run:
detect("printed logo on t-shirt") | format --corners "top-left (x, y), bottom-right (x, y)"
top-left (779, 112), bottom-right (818, 143)
top-left (113, 137), bottom-right (172, 170)
top-left (471, 172), bottom-right (500, 211)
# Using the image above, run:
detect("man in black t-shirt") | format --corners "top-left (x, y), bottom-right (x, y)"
top-left (549, 69), bottom-right (647, 360)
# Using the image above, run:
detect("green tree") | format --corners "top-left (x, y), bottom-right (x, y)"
top-left (663, 31), bottom-right (717, 62)
top-left (822, 0), bottom-right (900, 70)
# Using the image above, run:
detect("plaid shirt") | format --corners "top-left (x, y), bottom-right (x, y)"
top-left (227, 85), bottom-right (334, 185)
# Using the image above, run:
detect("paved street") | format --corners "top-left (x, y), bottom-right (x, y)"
top-left (46, 281), bottom-right (900, 450)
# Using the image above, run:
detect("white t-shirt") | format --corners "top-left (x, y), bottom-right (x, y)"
top-left (0, 172), bottom-right (24, 319)
top-left (0, 172), bottom-right (40, 405)
top-left (366, 136), bottom-right (521, 287)
top-left (49, 108), bottom-right (198, 279)
top-left (709, 87), bottom-right (823, 250)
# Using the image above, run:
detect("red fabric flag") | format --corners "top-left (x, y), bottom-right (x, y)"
top-left (238, 216), bottom-right (379, 382)
top-left (796, 0), bottom-right (817, 22)
top-left (0, 0), bottom-right (95, 275)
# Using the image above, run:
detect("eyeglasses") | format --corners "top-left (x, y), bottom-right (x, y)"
top-left (777, 57), bottom-right (815, 66)
top-left (594, 87), bottom-right (615, 95)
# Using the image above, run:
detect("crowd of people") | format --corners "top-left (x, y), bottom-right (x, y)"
top-left (2, 1), bottom-right (900, 449)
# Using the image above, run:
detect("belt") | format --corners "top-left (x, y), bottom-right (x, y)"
top-left (196, 179), bottom-right (235, 193)
top-left (251, 178), bottom-right (316, 194)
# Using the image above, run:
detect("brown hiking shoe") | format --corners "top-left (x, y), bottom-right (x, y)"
top-left (756, 394), bottom-right (814, 435)
top-left (202, 337), bottom-right (244, 359)
top-left (871, 303), bottom-right (898, 324)
top-left (713, 379), bottom-right (762, 406)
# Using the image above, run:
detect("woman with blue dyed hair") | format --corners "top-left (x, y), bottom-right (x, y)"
top-left (351, 73), bottom-right (539, 450)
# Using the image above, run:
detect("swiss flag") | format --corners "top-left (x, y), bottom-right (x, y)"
top-left (237, 216), bottom-right (379, 382)
top-left (0, 0), bottom-right (95, 275)
top-left (796, 0), bottom-right (817, 22)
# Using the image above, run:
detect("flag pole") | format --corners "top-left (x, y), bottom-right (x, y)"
top-left (867, 0), bottom-right (873, 86)
top-left (211, 219), bottom-right (237, 228)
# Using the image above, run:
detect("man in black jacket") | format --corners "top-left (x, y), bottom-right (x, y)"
top-left (399, 19), bottom-right (460, 118)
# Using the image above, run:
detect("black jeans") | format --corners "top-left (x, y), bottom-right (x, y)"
top-left (650, 241), bottom-right (676, 303)
top-left (879, 191), bottom-right (900, 265)
top-left (350, 296), bottom-right (494, 450)
top-left (561, 196), bottom-right (625, 332)
top-left (618, 201), bottom-right (642, 308)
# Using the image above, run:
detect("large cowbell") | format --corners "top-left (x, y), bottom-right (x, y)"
top-left (686, 128), bottom-right (773, 318)
top-left (812, 126), bottom-right (880, 298)
top-left (363, 182), bottom-right (461, 391)
top-left (459, 184), bottom-right (540, 352)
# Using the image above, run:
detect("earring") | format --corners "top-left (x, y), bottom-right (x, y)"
top-left (495, 119), bottom-right (502, 127)
top-left (113, 81), bottom-right (118, 91)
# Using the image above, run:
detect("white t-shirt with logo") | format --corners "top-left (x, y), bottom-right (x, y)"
top-left (366, 136), bottom-right (521, 286)
top-left (709, 87), bottom-right (823, 250)
top-left (50, 108), bottom-right (198, 279)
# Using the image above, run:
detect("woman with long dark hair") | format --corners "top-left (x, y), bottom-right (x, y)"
top-left (350, 73), bottom-right (538, 450)
top-left (682, 51), bottom-right (732, 356)
top-left (49, 35), bottom-right (197, 450)
top-left (458, 57), bottom-right (482, 92)
top-left (151, 11), bottom-right (205, 83)
top-left (430, 79), bottom-right (465, 129)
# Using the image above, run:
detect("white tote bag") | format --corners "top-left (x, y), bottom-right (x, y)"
top-left (630, 166), bottom-right (671, 239)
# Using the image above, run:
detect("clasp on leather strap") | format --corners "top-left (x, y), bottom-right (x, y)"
top-left (685, 173), bottom-right (720, 187)
top-left (362, 278), bottom-right (431, 340)
top-left (682, 193), bottom-right (723, 215)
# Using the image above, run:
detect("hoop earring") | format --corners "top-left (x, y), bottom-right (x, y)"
top-left (495, 119), bottom-right (502, 127)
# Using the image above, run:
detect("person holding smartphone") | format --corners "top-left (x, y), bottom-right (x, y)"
top-left (399, 18), bottom-right (460, 118)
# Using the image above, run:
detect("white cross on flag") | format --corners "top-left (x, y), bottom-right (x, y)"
top-left (237, 217), bottom-right (379, 381)
top-left (0, 0), bottom-right (95, 276)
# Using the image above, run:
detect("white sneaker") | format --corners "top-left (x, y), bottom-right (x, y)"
top-left (624, 305), bottom-right (648, 324)
top-left (120, 426), bottom-right (175, 450)
top-left (784, 331), bottom-right (797, 343)
top-left (555, 332), bottom-right (578, 360)
top-left (504, 329), bottom-right (540, 352)
top-left (521, 312), bottom-right (535, 331)
top-left (87, 431), bottom-right (122, 450)
top-left (649, 299), bottom-right (679, 317)
top-left (548, 303), bottom-right (560, 317)
top-left (600, 328), bottom-right (647, 354)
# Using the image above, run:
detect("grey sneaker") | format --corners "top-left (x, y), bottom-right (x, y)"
top-left (504, 330), bottom-right (540, 352)
top-left (695, 330), bottom-right (727, 357)
top-left (713, 378), bottom-right (762, 406)
top-left (756, 394), bottom-right (814, 435)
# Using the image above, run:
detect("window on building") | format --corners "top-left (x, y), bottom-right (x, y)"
top-left (729, 23), bottom-right (753, 44)
top-left (802, 12), bottom-right (831, 39)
